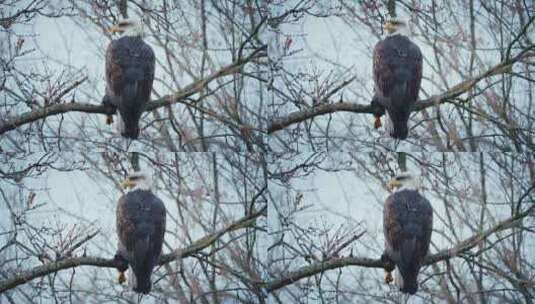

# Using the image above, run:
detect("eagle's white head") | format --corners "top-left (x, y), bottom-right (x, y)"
top-left (109, 19), bottom-right (145, 37)
top-left (384, 19), bottom-right (410, 37)
top-left (388, 172), bottom-right (420, 192)
top-left (120, 171), bottom-right (152, 191)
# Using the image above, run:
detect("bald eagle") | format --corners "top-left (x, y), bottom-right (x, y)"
top-left (114, 171), bottom-right (166, 294)
top-left (102, 19), bottom-right (155, 139)
top-left (371, 20), bottom-right (422, 139)
top-left (382, 173), bottom-right (433, 294)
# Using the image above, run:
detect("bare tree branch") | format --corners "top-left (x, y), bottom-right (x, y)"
top-left (267, 47), bottom-right (533, 134)
top-left (263, 203), bottom-right (534, 292)
top-left (0, 47), bottom-right (266, 135)
top-left (0, 205), bottom-right (267, 293)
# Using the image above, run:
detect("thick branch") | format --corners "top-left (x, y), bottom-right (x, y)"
top-left (0, 48), bottom-right (266, 135)
top-left (267, 49), bottom-right (531, 134)
top-left (0, 205), bottom-right (266, 293)
top-left (263, 204), bottom-right (534, 292)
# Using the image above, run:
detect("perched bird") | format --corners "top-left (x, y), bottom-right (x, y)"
top-left (115, 171), bottom-right (166, 294)
top-left (371, 20), bottom-right (423, 139)
top-left (382, 172), bottom-right (433, 294)
top-left (103, 19), bottom-right (155, 139)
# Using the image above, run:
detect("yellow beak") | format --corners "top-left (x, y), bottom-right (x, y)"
top-left (387, 179), bottom-right (401, 191)
top-left (120, 179), bottom-right (135, 189)
top-left (109, 25), bottom-right (123, 33)
top-left (384, 22), bottom-right (396, 34)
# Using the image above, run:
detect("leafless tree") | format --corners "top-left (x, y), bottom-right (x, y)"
top-left (267, 0), bottom-right (534, 152)
top-left (1, 1), bottom-right (268, 152)
top-left (266, 152), bottom-right (534, 303)
top-left (0, 152), bottom-right (267, 303)
top-left (1, 1), bottom-right (534, 303)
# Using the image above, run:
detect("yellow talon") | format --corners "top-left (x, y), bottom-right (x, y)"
top-left (118, 271), bottom-right (126, 284)
top-left (385, 271), bottom-right (393, 284)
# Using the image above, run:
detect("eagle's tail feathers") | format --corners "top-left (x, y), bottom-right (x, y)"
top-left (119, 81), bottom-right (141, 139)
top-left (127, 265), bottom-right (152, 294)
top-left (395, 266), bottom-right (418, 294)
top-left (130, 236), bottom-right (152, 294)
top-left (396, 238), bottom-right (419, 294)
top-left (388, 76), bottom-right (411, 139)
top-left (386, 106), bottom-right (409, 139)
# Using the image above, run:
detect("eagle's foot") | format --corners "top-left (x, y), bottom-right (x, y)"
top-left (370, 96), bottom-right (385, 130)
top-left (385, 271), bottom-right (393, 284)
top-left (118, 271), bottom-right (126, 284)
top-left (113, 253), bottom-right (129, 272)
top-left (381, 253), bottom-right (395, 272)
top-left (106, 115), bottom-right (114, 125)
top-left (374, 115), bottom-right (382, 129)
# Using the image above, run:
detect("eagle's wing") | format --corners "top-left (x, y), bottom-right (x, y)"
top-left (373, 39), bottom-right (396, 104)
top-left (116, 194), bottom-right (136, 259)
top-left (105, 40), bottom-right (123, 106)
top-left (138, 41), bottom-right (155, 107)
top-left (384, 193), bottom-right (403, 256)
top-left (416, 194), bottom-right (433, 259)
top-left (105, 38), bottom-right (155, 106)
top-left (405, 41), bottom-right (423, 110)
top-left (117, 191), bottom-right (165, 259)
top-left (384, 190), bottom-right (433, 260)
top-left (148, 194), bottom-right (166, 267)
top-left (373, 36), bottom-right (423, 107)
